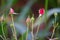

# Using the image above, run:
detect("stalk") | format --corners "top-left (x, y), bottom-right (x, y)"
top-left (22, 34), bottom-right (23, 40)
top-left (26, 23), bottom-right (29, 40)
top-left (31, 21), bottom-right (34, 40)
top-left (31, 15), bottom-right (35, 40)
top-left (51, 12), bottom-right (58, 39)
top-left (11, 14), bottom-right (17, 40)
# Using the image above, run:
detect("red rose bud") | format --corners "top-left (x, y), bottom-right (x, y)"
top-left (39, 8), bottom-right (45, 16)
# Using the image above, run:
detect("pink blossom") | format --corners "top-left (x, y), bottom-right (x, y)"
top-left (10, 8), bottom-right (14, 14)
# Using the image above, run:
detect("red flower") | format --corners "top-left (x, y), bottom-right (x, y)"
top-left (39, 8), bottom-right (45, 16)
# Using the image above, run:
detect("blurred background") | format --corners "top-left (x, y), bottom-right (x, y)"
top-left (0, 0), bottom-right (60, 40)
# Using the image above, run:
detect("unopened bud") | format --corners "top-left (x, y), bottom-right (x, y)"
top-left (31, 16), bottom-right (35, 22)
top-left (10, 23), bottom-right (13, 27)
top-left (26, 16), bottom-right (30, 23)
top-left (54, 12), bottom-right (58, 17)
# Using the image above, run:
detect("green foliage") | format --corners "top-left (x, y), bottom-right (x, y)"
top-left (0, 21), bottom-right (8, 40)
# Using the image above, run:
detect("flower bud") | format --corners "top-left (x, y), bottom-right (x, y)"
top-left (31, 14), bottom-right (35, 22)
top-left (10, 23), bottom-right (13, 27)
top-left (0, 15), bottom-right (4, 21)
top-left (9, 8), bottom-right (15, 14)
top-left (26, 16), bottom-right (30, 23)
top-left (54, 12), bottom-right (58, 17)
